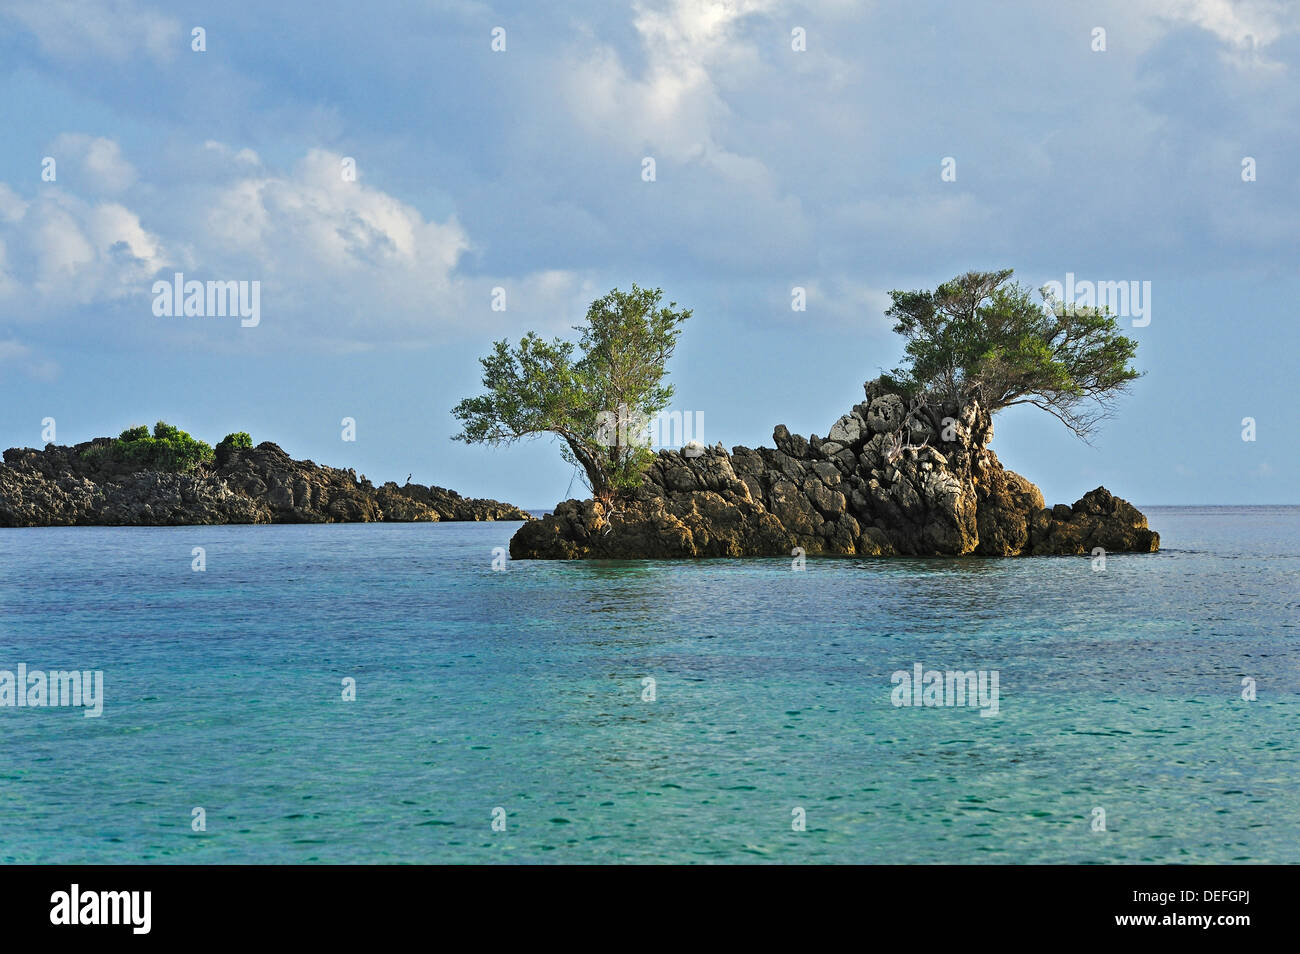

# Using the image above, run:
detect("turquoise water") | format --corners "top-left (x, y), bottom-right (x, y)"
top-left (0, 506), bottom-right (1296, 864)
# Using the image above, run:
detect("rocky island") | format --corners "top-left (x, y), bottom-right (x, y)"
top-left (0, 429), bottom-right (530, 527)
top-left (510, 377), bottom-right (1158, 559)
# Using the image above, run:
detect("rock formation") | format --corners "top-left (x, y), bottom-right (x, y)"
top-left (0, 440), bottom-right (531, 526)
top-left (510, 378), bottom-right (1158, 559)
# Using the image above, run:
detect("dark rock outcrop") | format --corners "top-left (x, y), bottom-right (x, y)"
top-left (510, 378), bottom-right (1158, 559)
top-left (0, 440), bottom-right (531, 526)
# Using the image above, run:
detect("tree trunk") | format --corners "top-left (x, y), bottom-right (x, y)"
top-left (565, 436), bottom-right (607, 500)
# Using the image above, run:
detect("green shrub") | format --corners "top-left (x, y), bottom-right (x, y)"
top-left (85, 421), bottom-right (215, 472)
top-left (78, 443), bottom-right (109, 465)
top-left (215, 431), bottom-right (253, 467)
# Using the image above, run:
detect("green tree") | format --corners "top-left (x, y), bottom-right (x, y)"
top-left (884, 269), bottom-right (1141, 440)
top-left (452, 285), bottom-right (691, 500)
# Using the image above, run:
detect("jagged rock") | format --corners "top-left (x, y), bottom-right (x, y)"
top-left (509, 447), bottom-right (788, 559)
top-left (510, 377), bottom-right (1159, 560)
top-left (827, 414), bottom-right (864, 447)
top-left (866, 393), bottom-right (906, 434)
top-left (1028, 487), bottom-right (1159, 555)
top-left (772, 424), bottom-right (809, 459)
top-left (0, 440), bottom-right (531, 526)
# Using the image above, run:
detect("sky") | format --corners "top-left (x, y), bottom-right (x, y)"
top-left (0, 0), bottom-right (1296, 508)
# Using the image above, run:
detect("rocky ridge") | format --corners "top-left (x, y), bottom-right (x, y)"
top-left (0, 439), bottom-right (531, 526)
top-left (510, 377), bottom-right (1158, 559)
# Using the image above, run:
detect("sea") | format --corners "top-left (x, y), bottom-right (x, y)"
top-left (0, 506), bottom-right (1296, 863)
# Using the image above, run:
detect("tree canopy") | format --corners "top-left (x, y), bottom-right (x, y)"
top-left (884, 269), bottom-right (1141, 440)
top-left (452, 285), bottom-right (690, 499)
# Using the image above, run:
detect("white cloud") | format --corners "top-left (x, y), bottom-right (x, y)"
top-left (2, 0), bottom-right (182, 64)
top-left (0, 140), bottom-right (589, 349)
top-left (202, 141), bottom-right (262, 169)
top-left (0, 184), bottom-right (29, 223)
top-left (566, 0), bottom-right (783, 171)
top-left (28, 201), bottom-right (96, 279)
top-left (0, 338), bottom-right (58, 380)
top-left (1, 192), bottom-right (168, 306)
top-left (1121, 0), bottom-right (1300, 68)
top-left (191, 148), bottom-right (474, 344)
top-left (0, 238), bottom-right (15, 298)
top-left (802, 279), bottom-right (895, 330)
top-left (48, 134), bottom-right (138, 193)
top-left (202, 147), bottom-right (469, 274)
top-left (0, 158), bottom-right (171, 316)
top-left (1154, 0), bottom-right (1293, 47)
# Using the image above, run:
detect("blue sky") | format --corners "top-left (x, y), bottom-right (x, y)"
top-left (0, 0), bottom-right (1296, 507)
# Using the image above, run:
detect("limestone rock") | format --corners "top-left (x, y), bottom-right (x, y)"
top-left (866, 394), bottom-right (906, 434)
top-left (509, 376), bottom-right (1158, 561)
top-left (0, 440), bottom-right (531, 526)
top-left (828, 414), bottom-right (864, 447)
